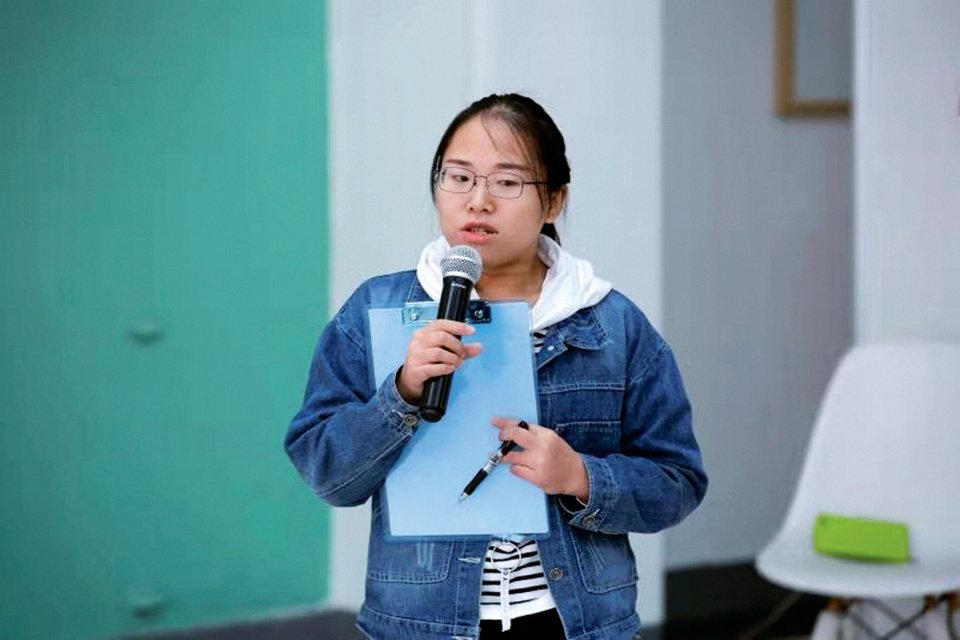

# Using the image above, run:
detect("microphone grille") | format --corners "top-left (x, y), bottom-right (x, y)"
top-left (441, 245), bottom-right (483, 284)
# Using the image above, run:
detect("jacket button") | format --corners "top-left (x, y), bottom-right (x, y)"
top-left (548, 567), bottom-right (564, 581)
top-left (583, 515), bottom-right (597, 527)
top-left (402, 413), bottom-right (420, 428)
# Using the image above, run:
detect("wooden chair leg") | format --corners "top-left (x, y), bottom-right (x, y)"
top-left (810, 598), bottom-right (848, 640)
top-left (922, 594), bottom-right (952, 640)
top-left (947, 592), bottom-right (959, 640)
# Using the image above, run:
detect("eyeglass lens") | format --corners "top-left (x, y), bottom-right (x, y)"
top-left (438, 167), bottom-right (526, 199)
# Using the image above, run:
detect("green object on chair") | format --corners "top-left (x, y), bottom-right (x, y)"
top-left (814, 513), bottom-right (911, 563)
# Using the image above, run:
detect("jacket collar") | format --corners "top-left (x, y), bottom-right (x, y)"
top-left (405, 273), bottom-right (430, 303)
top-left (550, 304), bottom-right (608, 351)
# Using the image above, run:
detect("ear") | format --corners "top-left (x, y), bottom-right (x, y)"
top-left (544, 186), bottom-right (568, 223)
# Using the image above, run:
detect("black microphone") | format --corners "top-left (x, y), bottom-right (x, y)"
top-left (419, 245), bottom-right (483, 422)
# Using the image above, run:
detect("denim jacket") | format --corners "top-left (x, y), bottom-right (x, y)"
top-left (285, 271), bottom-right (707, 640)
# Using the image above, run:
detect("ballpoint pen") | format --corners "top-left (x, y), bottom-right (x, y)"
top-left (459, 420), bottom-right (529, 502)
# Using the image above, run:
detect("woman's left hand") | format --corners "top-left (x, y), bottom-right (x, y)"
top-left (492, 417), bottom-right (589, 502)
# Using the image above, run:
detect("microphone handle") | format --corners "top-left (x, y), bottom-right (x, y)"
top-left (419, 275), bottom-right (473, 422)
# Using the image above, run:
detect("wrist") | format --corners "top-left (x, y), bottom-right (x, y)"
top-left (568, 457), bottom-right (590, 503)
top-left (394, 367), bottom-right (420, 404)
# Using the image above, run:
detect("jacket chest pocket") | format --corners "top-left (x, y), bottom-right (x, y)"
top-left (540, 385), bottom-right (624, 456)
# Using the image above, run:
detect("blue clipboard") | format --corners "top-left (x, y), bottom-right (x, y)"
top-left (367, 300), bottom-right (549, 539)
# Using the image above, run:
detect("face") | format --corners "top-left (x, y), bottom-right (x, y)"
top-left (434, 115), bottom-right (563, 276)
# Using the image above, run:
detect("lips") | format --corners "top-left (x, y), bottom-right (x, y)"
top-left (461, 222), bottom-right (497, 236)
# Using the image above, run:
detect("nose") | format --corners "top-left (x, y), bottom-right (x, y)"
top-left (467, 176), bottom-right (494, 212)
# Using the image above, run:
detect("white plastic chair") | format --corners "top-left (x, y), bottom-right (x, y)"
top-left (756, 342), bottom-right (960, 639)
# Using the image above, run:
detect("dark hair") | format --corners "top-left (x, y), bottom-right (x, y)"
top-left (430, 93), bottom-right (570, 244)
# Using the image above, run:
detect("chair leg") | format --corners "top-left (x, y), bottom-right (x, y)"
top-left (809, 595), bottom-right (960, 640)
top-left (811, 598), bottom-right (847, 640)
top-left (921, 595), bottom-right (952, 640)
top-left (845, 598), bottom-right (930, 639)
top-left (946, 592), bottom-right (959, 640)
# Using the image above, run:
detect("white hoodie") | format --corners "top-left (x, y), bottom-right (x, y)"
top-left (415, 234), bottom-right (612, 331)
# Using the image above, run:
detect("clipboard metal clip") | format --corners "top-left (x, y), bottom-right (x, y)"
top-left (402, 300), bottom-right (492, 326)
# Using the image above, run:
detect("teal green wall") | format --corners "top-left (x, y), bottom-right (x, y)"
top-left (0, 1), bottom-right (330, 638)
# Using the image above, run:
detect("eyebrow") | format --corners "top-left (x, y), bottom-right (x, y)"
top-left (444, 158), bottom-right (532, 173)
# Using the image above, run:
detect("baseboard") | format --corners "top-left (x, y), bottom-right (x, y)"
top-left (126, 608), bottom-right (364, 640)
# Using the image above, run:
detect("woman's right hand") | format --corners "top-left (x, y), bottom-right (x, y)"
top-left (396, 319), bottom-right (482, 404)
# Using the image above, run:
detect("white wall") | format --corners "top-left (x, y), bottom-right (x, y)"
top-left (855, 0), bottom-right (960, 343)
top-left (326, 0), bottom-right (473, 612)
top-left (328, 0), bottom-right (668, 626)
top-left (661, 1), bottom-right (853, 568)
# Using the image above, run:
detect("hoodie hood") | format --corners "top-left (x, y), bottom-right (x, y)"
top-left (415, 235), bottom-right (612, 331)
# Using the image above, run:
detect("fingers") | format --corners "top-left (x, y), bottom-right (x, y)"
top-left (430, 318), bottom-right (477, 337)
top-left (509, 463), bottom-right (537, 486)
top-left (463, 342), bottom-right (483, 358)
top-left (396, 320), bottom-right (482, 403)
top-left (421, 326), bottom-right (477, 360)
top-left (492, 417), bottom-right (589, 497)
top-left (421, 320), bottom-right (482, 359)
top-left (491, 417), bottom-right (536, 446)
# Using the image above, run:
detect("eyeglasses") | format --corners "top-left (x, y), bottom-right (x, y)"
top-left (434, 166), bottom-right (547, 200)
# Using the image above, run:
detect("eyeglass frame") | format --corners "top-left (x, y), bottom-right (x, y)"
top-left (433, 165), bottom-right (548, 200)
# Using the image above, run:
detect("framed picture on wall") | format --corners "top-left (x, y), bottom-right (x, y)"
top-left (774, 0), bottom-right (852, 117)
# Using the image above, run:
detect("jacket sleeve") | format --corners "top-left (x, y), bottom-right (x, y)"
top-left (565, 338), bottom-right (708, 535)
top-left (283, 292), bottom-right (421, 507)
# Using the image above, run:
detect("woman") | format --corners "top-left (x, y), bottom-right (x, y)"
top-left (285, 93), bottom-right (707, 640)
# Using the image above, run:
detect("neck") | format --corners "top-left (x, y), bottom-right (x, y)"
top-left (475, 259), bottom-right (547, 305)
